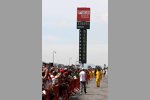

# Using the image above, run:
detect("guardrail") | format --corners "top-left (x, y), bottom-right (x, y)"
top-left (42, 78), bottom-right (80, 100)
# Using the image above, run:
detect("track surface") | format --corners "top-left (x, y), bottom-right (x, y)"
top-left (70, 76), bottom-right (108, 100)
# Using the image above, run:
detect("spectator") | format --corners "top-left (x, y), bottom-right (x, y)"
top-left (79, 68), bottom-right (87, 94)
top-left (95, 68), bottom-right (102, 87)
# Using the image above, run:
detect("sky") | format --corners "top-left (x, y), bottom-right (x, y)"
top-left (42, 0), bottom-right (108, 67)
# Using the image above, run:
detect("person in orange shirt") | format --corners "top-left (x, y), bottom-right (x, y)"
top-left (85, 70), bottom-right (89, 84)
top-left (88, 70), bottom-right (90, 81)
top-left (89, 69), bottom-right (92, 80)
top-left (92, 69), bottom-right (95, 78)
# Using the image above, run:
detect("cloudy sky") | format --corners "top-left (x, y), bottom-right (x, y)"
top-left (42, 0), bottom-right (108, 67)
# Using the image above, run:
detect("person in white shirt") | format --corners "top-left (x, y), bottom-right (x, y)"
top-left (79, 68), bottom-right (87, 94)
top-left (51, 71), bottom-right (57, 86)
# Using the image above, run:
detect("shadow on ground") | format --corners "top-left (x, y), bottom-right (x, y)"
top-left (70, 96), bottom-right (80, 100)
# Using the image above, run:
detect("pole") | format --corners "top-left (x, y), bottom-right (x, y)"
top-left (69, 57), bottom-right (72, 66)
top-left (53, 51), bottom-right (54, 64)
top-left (69, 58), bottom-right (70, 66)
top-left (82, 63), bottom-right (84, 68)
top-left (53, 51), bottom-right (56, 65)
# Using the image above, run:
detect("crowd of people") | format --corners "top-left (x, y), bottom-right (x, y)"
top-left (42, 63), bottom-right (108, 100)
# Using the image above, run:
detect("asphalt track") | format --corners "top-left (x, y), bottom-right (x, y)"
top-left (70, 76), bottom-right (108, 100)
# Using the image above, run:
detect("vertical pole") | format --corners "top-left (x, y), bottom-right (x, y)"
top-left (53, 51), bottom-right (56, 65)
top-left (82, 63), bottom-right (84, 68)
top-left (53, 51), bottom-right (54, 64)
top-left (69, 58), bottom-right (70, 66)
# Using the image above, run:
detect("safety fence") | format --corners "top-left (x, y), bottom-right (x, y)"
top-left (42, 78), bottom-right (80, 100)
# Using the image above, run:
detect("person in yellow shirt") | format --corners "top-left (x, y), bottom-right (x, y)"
top-left (95, 68), bottom-right (102, 87)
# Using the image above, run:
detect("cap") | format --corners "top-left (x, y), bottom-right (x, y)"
top-left (64, 68), bottom-right (67, 70)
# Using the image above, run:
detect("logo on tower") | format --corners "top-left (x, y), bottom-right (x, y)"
top-left (77, 8), bottom-right (90, 29)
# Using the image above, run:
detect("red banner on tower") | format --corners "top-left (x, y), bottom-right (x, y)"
top-left (77, 8), bottom-right (90, 22)
top-left (77, 7), bottom-right (90, 29)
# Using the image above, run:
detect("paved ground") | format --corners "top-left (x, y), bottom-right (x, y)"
top-left (70, 76), bottom-right (108, 100)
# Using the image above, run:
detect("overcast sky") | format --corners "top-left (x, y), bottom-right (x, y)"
top-left (42, 0), bottom-right (108, 67)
